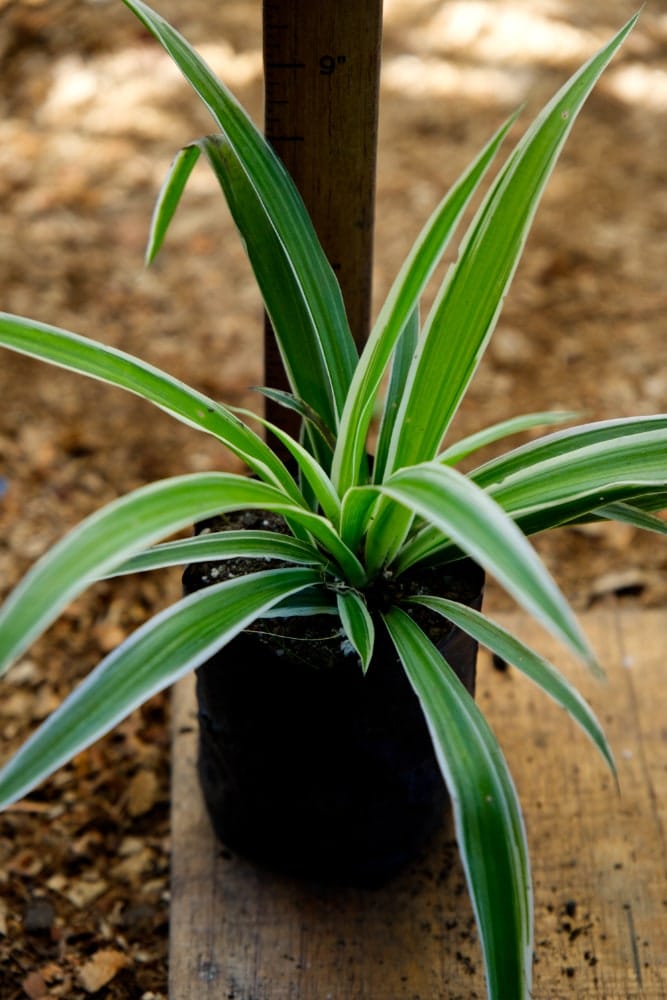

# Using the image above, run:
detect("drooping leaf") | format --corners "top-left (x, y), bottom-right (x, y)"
top-left (377, 462), bottom-right (596, 670)
top-left (0, 312), bottom-right (298, 497)
top-left (0, 472), bottom-right (366, 678)
top-left (410, 596), bottom-right (615, 772)
top-left (0, 567), bottom-right (320, 808)
top-left (384, 608), bottom-right (532, 1000)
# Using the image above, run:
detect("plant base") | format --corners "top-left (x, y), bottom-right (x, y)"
top-left (185, 522), bottom-right (483, 886)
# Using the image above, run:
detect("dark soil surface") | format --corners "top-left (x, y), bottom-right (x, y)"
top-left (0, 0), bottom-right (664, 996)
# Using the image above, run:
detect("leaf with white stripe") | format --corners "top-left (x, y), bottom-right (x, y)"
top-left (384, 608), bottom-right (532, 1000)
top-left (0, 567), bottom-right (319, 808)
top-left (411, 597), bottom-right (615, 773)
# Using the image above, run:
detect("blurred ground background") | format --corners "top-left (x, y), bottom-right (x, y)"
top-left (0, 0), bottom-right (665, 996)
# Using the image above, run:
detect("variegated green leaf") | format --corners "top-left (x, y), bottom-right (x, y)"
top-left (585, 502), bottom-right (667, 536)
top-left (339, 485), bottom-right (380, 554)
top-left (400, 418), bottom-right (667, 567)
top-left (372, 305), bottom-right (420, 482)
top-left (231, 403), bottom-right (341, 524)
top-left (336, 589), bottom-right (374, 673)
top-left (383, 16), bottom-right (638, 477)
top-left (410, 597), bottom-right (615, 772)
top-left (199, 135), bottom-right (342, 442)
top-left (146, 142), bottom-right (201, 264)
top-left (0, 567), bottom-right (320, 808)
top-left (0, 312), bottom-right (299, 498)
top-left (384, 608), bottom-right (532, 1000)
top-left (106, 529), bottom-right (332, 578)
top-left (472, 416), bottom-right (667, 490)
top-left (0, 470), bottom-right (373, 678)
top-left (378, 463), bottom-right (596, 670)
top-left (0, 473), bottom-right (300, 675)
top-left (253, 386), bottom-right (336, 454)
top-left (438, 411), bottom-right (580, 467)
top-left (121, 0), bottom-right (357, 423)
top-left (488, 429), bottom-right (667, 530)
top-left (332, 114), bottom-right (517, 494)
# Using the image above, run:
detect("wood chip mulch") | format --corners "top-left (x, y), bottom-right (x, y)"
top-left (1, 665), bottom-right (170, 1000)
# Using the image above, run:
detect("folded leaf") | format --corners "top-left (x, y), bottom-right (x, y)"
top-left (336, 590), bottom-right (374, 673)
top-left (146, 143), bottom-right (201, 263)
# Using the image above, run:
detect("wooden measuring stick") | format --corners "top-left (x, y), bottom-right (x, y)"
top-left (262, 0), bottom-right (383, 435)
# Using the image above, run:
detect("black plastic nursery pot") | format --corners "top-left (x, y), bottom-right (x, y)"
top-left (183, 514), bottom-right (484, 887)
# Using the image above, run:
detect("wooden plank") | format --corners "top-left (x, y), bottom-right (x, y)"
top-left (169, 608), bottom-right (667, 998)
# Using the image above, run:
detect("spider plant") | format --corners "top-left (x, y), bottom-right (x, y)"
top-left (0, 3), bottom-right (664, 997)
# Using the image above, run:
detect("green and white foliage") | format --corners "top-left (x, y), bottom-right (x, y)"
top-left (0, 5), bottom-right (663, 997)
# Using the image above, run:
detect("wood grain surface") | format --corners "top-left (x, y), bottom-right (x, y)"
top-left (260, 0), bottom-right (383, 451)
top-left (262, 0), bottom-right (383, 350)
top-left (169, 607), bottom-right (666, 998)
